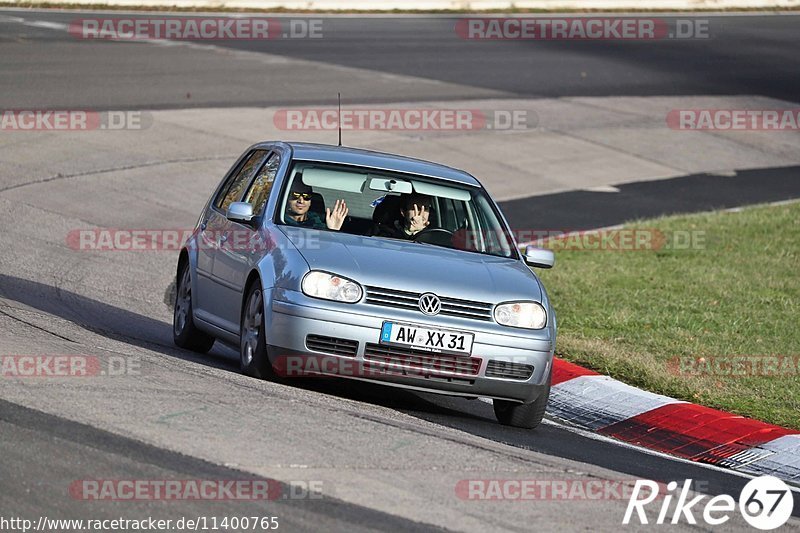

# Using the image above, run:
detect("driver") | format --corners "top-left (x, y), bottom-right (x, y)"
top-left (376, 193), bottom-right (432, 239)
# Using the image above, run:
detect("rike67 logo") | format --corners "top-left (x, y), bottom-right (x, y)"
top-left (624, 476), bottom-right (795, 530)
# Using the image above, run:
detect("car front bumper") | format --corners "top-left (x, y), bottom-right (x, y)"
top-left (266, 290), bottom-right (554, 404)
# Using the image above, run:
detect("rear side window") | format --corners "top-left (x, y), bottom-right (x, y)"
top-left (214, 150), bottom-right (270, 212)
top-left (440, 198), bottom-right (468, 230)
top-left (243, 152), bottom-right (281, 216)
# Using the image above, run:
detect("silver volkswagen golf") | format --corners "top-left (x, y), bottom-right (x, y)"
top-left (173, 141), bottom-right (556, 428)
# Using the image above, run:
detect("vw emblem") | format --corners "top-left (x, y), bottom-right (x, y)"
top-left (418, 293), bottom-right (441, 316)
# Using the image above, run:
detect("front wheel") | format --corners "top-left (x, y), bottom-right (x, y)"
top-left (240, 282), bottom-right (275, 379)
top-left (173, 262), bottom-right (215, 353)
top-left (493, 375), bottom-right (551, 429)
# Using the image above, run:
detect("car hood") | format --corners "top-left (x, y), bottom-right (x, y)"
top-left (279, 228), bottom-right (542, 304)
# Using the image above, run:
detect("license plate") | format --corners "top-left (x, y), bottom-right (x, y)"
top-left (380, 322), bottom-right (474, 356)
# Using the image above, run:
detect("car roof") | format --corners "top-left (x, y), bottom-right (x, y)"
top-left (263, 141), bottom-right (481, 187)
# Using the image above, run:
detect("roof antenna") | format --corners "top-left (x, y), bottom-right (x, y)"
top-left (337, 92), bottom-right (342, 147)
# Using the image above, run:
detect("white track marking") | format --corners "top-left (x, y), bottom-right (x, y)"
top-left (548, 374), bottom-right (684, 430)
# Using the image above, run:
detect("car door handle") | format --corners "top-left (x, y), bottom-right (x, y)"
top-left (219, 234), bottom-right (228, 243)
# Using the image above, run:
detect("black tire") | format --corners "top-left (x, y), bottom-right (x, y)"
top-left (240, 281), bottom-right (275, 379)
top-left (173, 262), bottom-right (215, 353)
top-left (493, 374), bottom-right (551, 429)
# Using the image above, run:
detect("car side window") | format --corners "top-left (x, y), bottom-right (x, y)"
top-left (452, 200), bottom-right (468, 229)
top-left (244, 152), bottom-right (281, 216)
top-left (214, 150), bottom-right (270, 212)
top-left (441, 198), bottom-right (466, 231)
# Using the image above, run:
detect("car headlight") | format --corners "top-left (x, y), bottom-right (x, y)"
top-left (301, 271), bottom-right (363, 303)
top-left (493, 301), bottom-right (547, 329)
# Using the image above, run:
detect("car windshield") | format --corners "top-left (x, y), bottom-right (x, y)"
top-left (276, 161), bottom-right (518, 259)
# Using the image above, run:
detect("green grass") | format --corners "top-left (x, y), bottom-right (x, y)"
top-left (536, 201), bottom-right (800, 429)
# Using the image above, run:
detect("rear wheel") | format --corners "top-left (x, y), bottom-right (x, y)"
top-left (240, 281), bottom-right (275, 379)
top-left (493, 374), bottom-right (551, 429)
top-left (173, 262), bottom-right (215, 353)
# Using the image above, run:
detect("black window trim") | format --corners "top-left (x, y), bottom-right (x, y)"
top-left (241, 150), bottom-right (281, 219)
top-left (211, 149), bottom-right (275, 217)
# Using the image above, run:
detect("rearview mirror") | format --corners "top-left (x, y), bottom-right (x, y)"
top-left (227, 202), bottom-right (254, 224)
top-left (524, 245), bottom-right (555, 269)
top-left (368, 177), bottom-right (413, 194)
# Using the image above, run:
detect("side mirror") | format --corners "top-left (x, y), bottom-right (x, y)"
top-left (226, 202), bottom-right (255, 224)
top-left (524, 245), bottom-right (555, 269)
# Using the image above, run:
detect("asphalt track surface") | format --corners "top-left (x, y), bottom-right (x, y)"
top-left (501, 165), bottom-right (800, 231)
top-left (1, 12), bottom-right (800, 108)
top-left (1, 9), bottom-right (800, 532)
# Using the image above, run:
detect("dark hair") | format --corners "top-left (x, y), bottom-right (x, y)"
top-left (402, 193), bottom-right (432, 210)
top-left (289, 176), bottom-right (312, 195)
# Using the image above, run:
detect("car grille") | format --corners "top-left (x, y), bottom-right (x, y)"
top-left (305, 335), bottom-right (358, 357)
top-left (485, 359), bottom-right (534, 381)
top-left (363, 343), bottom-right (481, 380)
top-left (364, 286), bottom-right (494, 321)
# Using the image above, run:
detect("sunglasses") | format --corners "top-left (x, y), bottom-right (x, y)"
top-left (290, 192), bottom-right (312, 201)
